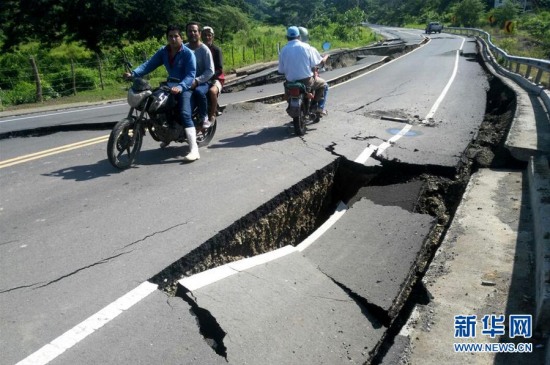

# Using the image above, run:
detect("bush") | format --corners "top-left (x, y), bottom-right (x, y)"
top-left (3, 81), bottom-right (37, 105)
top-left (48, 68), bottom-right (97, 96)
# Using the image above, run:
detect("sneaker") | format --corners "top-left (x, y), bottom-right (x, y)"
top-left (316, 108), bottom-right (328, 116)
top-left (202, 116), bottom-right (211, 129)
top-left (160, 141), bottom-right (171, 148)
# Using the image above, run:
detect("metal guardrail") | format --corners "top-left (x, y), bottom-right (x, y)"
top-left (444, 27), bottom-right (550, 87)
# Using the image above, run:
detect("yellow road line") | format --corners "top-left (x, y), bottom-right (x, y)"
top-left (0, 135), bottom-right (109, 169)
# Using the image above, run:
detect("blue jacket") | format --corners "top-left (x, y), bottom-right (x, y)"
top-left (133, 45), bottom-right (196, 92)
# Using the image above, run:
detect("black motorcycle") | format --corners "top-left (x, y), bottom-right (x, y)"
top-left (284, 81), bottom-right (322, 136)
top-left (107, 76), bottom-right (216, 169)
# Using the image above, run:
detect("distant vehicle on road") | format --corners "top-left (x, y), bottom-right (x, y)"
top-left (425, 22), bottom-right (443, 34)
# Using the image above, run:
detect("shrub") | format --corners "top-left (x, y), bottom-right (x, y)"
top-left (48, 68), bottom-right (97, 96)
top-left (3, 81), bottom-right (37, 105)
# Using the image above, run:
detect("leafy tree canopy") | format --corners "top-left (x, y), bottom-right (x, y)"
top-left (1, 0), bottom-right (549, 52)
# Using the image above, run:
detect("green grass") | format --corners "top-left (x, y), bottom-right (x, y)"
top-left (1, 84), bottom-right (129, 112)
top-left (0, 27), bottom-right (383, 112)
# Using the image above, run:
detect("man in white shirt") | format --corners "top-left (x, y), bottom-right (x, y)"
top-left (186, 22), bottom-right (215, 129)
top-left (278, 26), bottom-right (329, 115)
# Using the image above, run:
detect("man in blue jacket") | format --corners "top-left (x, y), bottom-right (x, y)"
top-left (126, 24), bottom-right (200, 161)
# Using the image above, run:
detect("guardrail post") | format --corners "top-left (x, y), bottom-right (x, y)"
top-left (525, 65), bottom-right (532, 81)
top-left (534, 69), bottom-right (542, 85)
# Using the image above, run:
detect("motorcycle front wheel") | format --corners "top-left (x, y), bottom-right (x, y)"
top-left (107, 118), bottom-right (143, 169)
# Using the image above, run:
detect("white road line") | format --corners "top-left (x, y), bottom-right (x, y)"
top-left (15, 282), bottom-right (157, 365)
top-left (425, 50), bottom-right (460, 121)
top-left (376, 124), bottom-right (413, 156)
top-left (0, 103), bottom-right (124, 123)
top-left (179, 202), bottom-right (350, 292)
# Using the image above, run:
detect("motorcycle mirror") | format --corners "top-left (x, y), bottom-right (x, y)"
top-left (322, 42), bottom-right (331, 51)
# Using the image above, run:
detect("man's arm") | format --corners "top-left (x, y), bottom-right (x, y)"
top-left (133, 47), bottom-right (164, 77)
top-left (213, 46), bottom-right (224, 78)
top-left (195, 47), bottom-right (215, 85)
top-left (179, 49), bottom-right (196, 92)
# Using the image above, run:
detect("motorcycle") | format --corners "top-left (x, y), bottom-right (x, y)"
top-left (284, 81), bottom-right (321, 136)
top-left (284, 42), bottom-right (330, 136)
top-left (107, 68), bottom-right (217, 169)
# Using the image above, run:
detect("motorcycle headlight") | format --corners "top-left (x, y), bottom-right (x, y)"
top-left (127, 89), bottom-right (152, 108)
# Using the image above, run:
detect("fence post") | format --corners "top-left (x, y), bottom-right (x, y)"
top-left (97, 54), bottom-right (105, 90)
top-left (71, 59), bottom-right (77, 96)
top-left (29, 57), bottom-right (43, 103)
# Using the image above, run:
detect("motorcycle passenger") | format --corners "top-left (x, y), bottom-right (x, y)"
top-left (298, 26), bottom-right (329, 75)
top-left (278, 26), bottom-right (329, 116)
top-left (185, 22), bottom-right (215, 129)
top-left (202, 26), bottom-right (225, 125)
top-left (124, 25), bottom-right (200, 162)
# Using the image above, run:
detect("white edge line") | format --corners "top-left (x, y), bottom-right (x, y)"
top-left (425, 50), bottom-right (460, 121)
top-left (179, 265), bottom-right (238, 291)
top-left (229, 245), bottom-right (297, 271)
top-left (376, 124), bottom-right (413, 156)
top-left (15, 281), bottom-right (157, 365)
top-left (354, 145), bottom-right (377, 164)
top-left (178, 201), bottom-right (350, 293)
top-left (296, 201), bottom-right (348, 252)
top-left (0, 103), bottom-right (124, 123)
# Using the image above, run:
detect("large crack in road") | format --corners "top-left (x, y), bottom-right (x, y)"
top-left (143, 46), bottom-right (521, 363)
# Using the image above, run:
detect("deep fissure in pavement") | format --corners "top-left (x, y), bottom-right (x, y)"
top-left (150, 159), bottom-right (380, 291)
top-left (148, 43), bottom-right (521, 363)
top-left (371, 54), bottom-right (523, 365)
top-left (176, 286), bottom-right (228, 360)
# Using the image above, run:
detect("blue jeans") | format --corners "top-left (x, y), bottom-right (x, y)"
top-left (191, 83), bottom-right (209, 120)
top-left (175, 90), bottom-right (193, 128)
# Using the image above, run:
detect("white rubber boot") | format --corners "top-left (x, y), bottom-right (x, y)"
top-left (183, 127), bottom-right (200, 161)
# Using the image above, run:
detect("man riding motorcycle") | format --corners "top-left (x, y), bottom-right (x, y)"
top-left (278, 26), bottom-right (329, 116)
top-left (124, 25), bottom-right (200, 161)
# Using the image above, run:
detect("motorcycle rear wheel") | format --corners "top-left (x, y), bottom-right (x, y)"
top-left (197, 119), bottom-right (217, 147)
top-left (107, 118), bottom-right (143, 169)
top-left (293, 106), bottom-right (307, 136)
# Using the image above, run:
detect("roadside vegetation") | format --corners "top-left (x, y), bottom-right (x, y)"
top-left (0, 0), bottom-right (548, 110)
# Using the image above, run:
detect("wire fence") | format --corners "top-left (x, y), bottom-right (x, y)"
top-left (0, 42), bottom-right (283, 107)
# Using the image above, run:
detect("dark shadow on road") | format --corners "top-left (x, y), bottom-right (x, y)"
top-left (42, 159), bottom-right (120, 181)
top-left (42, 146), bottom-right (191, 180)
top-left (208, 125), bottom-right (295, 149)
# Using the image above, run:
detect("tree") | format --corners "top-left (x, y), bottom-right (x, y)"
top-left (0, 0), bottom-right (252, 52)
top-left (269, 0), bottom-right (325, 26)
top-left (0, 0), bottom-right (65, 50)
top-left (201, 5), bottom-right (251, 43)
top-left (493, 0), bottom-right (522, 27)
top-left (452, 0), bottom-right (486, 27)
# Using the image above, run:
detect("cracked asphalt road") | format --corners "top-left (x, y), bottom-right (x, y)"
top-left (0, 29), bottom-right (497, 364)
